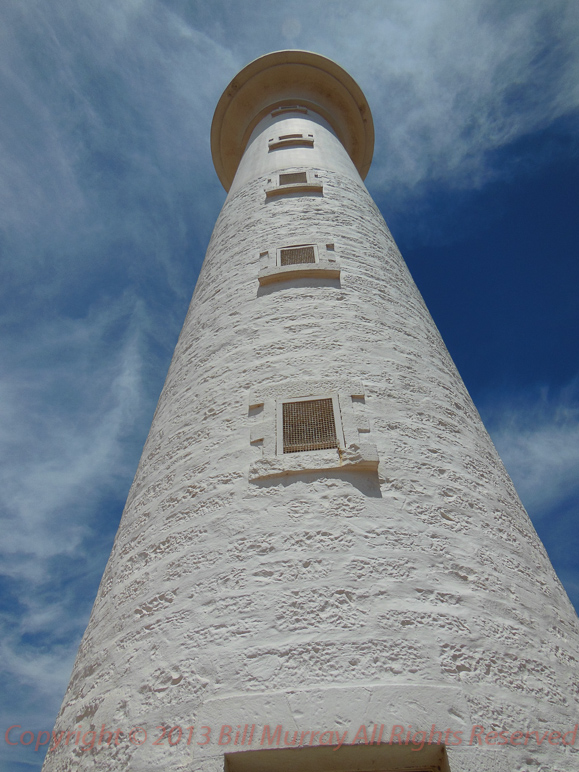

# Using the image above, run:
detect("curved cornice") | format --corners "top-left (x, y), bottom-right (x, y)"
top-left (211, 50), bottom-right (374, 191)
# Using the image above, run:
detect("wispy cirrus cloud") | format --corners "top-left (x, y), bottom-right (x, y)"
top-left (165, 0), bottom-right (579, 191)
top-left (484, 385), bottom-right (579, 518)
top-left (481, 382), bottom-right (579, 610)
top-left (0, 296), bottom-right (155, 767)
top-left (0, 301), bottom-right (144, 565)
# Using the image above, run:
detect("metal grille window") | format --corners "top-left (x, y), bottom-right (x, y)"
top-left (282, 398), bottom-right (338, 453)
top-left (279, 172), bottom-right (308, 185)
top-left (280, 245), bottom-right (316, 266)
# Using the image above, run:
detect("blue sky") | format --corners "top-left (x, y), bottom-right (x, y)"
top-left (1, 1), bottom-right (578, 769)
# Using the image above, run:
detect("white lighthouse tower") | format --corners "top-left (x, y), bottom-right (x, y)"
top-left (43, 51), bottom-right (579, 772)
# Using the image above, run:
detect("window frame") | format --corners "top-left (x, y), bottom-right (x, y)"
top-left (265, 170), bottom-right (323, 198)
top-left (257, 242), bottom-right (340, 287)
top-left (276, 243), bottom-right (318, 267)
top-left (268, 133), bottom-right (314, 151)
top-left (276, 393), bottom-right (345, 456)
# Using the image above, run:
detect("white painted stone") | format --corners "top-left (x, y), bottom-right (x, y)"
top-left (43, 52), bottom-right (579, 772)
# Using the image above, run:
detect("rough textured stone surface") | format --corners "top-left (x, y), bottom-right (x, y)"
top-left (43, 108), bottom-right (579, 772)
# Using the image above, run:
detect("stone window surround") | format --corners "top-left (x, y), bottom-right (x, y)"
top-left (248, 379), bottom-right (379, 480)
top-left (265, 169), bottom-right (323, 198)
top-left (268, 132), bottom-right (315, 151)
top-left (277, 393), bottom-right (345, 456)
top-left (257, 241), bottom-right (340, 286)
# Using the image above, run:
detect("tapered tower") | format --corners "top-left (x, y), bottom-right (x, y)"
top-left (44, 51), bottom-right (579, 772)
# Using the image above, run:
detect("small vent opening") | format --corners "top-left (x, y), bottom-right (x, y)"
top-left (280, 246), bottom-right (316, 266)
top-left (279, 172), bottom-right (308, 186)
top-left (283, 399), bottom-right (338, 453)
top-left (279, 133), bottom-right (303, 140)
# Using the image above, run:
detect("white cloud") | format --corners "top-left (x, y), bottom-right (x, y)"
top-left (0, 295), bottom-right (155, 764)
top-left (0, 295), bottom-right (148, 572)
top-left (154, 0), bottom-right (579, 191)
top-left (335, 0), bottom-right (579, 190)
top-left (482, 383), bottom-right (579, 519)
top-left (2, 0), bottom-right (577, 291)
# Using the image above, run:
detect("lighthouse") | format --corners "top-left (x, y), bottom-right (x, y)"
top-left (43, 51), bottom-right (579, 772)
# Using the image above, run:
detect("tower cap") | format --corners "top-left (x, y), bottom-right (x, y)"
top-left (211, 50), bottom-right (374, 191)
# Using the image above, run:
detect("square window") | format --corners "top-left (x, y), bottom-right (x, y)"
top-left (283, 398), bottom-right (337, 453)
top-left (279, 171), bottom-right (308, 185)
top-left (279, 245), bottom-right (316, 266)
top-left (266, 172), bottom-right (323, 198)
top-left (278, 396), bottom-right (344, 454)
